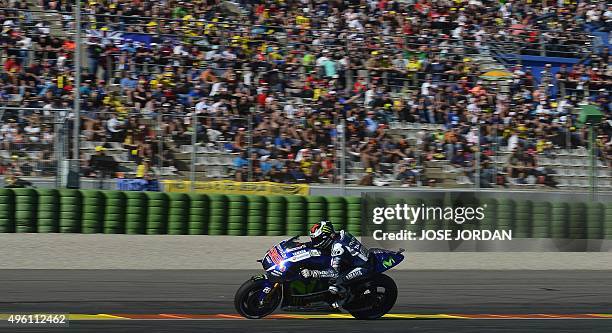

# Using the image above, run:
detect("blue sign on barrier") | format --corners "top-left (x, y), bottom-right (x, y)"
top-left (116, 179), bottom-right (160, 192)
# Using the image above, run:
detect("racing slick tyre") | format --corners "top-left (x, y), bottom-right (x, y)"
top-left (345, 274), bottom-right (398, 320)
top-left (234, 278), bottom-right (282, 319)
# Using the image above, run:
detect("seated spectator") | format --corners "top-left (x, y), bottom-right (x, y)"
top-left (358, 168), bottom-right (374, 186)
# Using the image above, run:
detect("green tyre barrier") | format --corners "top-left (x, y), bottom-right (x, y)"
top-left (16, 225), bottom-right (35, 233)
top-left (105, 198), bottom-right (124, 207)
top-left (344, 197), bottom-right (360, 205)
top-left (145, 192), bottom-right (167, 201)
top-left (284, 196), bottom-right (305, 203)
top-left (246, 195), bottom-right (266, 202)
top-left (227, 222), bottom-right (245, 230)
top-left (266, 210), bottom-right (285, 218)
top-left (169, 200), bottom-right (189, 209)
top-left (327, 210), bottom-right (345, 218)
top-left (104, 218), bottom-right (125, 230)
top-left (227, 208), bottom-right (245, 216)
top-left (210, 208), bottom-right (226, 216)
top-left (305, 196), bottom-right (325, 203)
top-left (167, 228), bottom-right (188, 235)
top-left (266, 196), bottom-right (286, 203)
top-left (82, 204), bottom-right (103, 214)
top-left (188, 215), bottom-right (206, 230)
top-left (286, 202), bottom-right (306, 210)
top-left (550, 202), bottom-right (569, 238)
top-left (148, 206), bottom-right (166, 216)
top-left (247, 229), bottom-right (265, 236)
top-left (188, 220), bottom-right (206, 229)
top-left (190, 206), bottom-right (207, 217)
top-left (188, 229), bottom-right (206, 235)
top-left (306, 202), bottom-right (325, 210)
top-left (59, 225), bottom-right (80, 233)
top-left (247, 202), bottom-right (266, 210)
top-left (35, 188), bottom-right (57, 196)
top-left (81, 226), bottom-right (102, 234)
top-left (126, 228), bottom-right (146, 235)
top-left (586, 203), bottom-right (604, 234)
top-left (37, 225), bottom-right (58, 233)
top-left (267, 203), bottom-right (285, 211)
top-left (227, 216), bottom-right (246, 224)
top-left (104, 228), bottom-right (124, 234)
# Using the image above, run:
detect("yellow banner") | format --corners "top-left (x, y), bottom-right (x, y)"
top-left (161, 180), bottom-right (309, 196)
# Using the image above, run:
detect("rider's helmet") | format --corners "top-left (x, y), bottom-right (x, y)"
top-left (309, 221), bottom-right (336, 250)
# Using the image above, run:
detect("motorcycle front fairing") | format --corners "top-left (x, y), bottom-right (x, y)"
top-left (261, 238), bottom-right (331, 282)
top-left (369, 248), bottom-right (405, 273)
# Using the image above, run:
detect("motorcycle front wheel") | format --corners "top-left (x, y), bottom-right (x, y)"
top-left (234, 278), bottom-right (282, 319)
top-left (345, 274), bottom-right (398, 320)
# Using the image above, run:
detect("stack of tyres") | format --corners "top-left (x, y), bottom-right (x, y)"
top-left (585, 202), bottom-right (604, 239)
top-left (531, 201), bottom-right (551, 238)
top-left (345, 197), bottom-right (361, 236)
top-left (495, 199), bottom-right (514, 233)
top-left (568, 202), bottom-right (587, 239)
top-left (125, 191), bottom-right (147, 234)
top-left (285, 196), bottom-right (306, 236)
top-left (207, 194), bottom-right (227, 235)
top-left (479, 198), bottom-right (498, 232)
top-left (605, 203), bottom-right (612, 240)
top-left (403, 198), bottom-right (423, 236)
top-left (246, 195), bottom-right (266, 236)
top-left (80, 190), bottom-right (104, 234)
top-left (226, 195), bottom-right (247, 236)
top-left (286, 195), bottom-right (308, 236)
top-left (145, 192), bottom-right (168, 235)
top-left (166, 193), bottom-right (189, 235)
top-left (550, 202), bottom-right (569, 239)
top-left (305, 196), bottom-right (327, 235)
top-left (265, 196), bottom-right (286, 236)
top-left (188, 193), bottom-right (208, 235)
top-left (425, 198), bottom-right (445, 234)
top-left (58, 189), bottom-right (81, 233)
top-left (513, 200), bottom-right (532, 238)
top-left (325, 196), bottom-right (346, 231)
top-left (382, 197), bottom-right (406, 234)
top-left (0, 189), bottom-right (14, 232)
top-left (14, 188), bottom-right (37, 233)
top-left (36, 188), bottom-right (59, 233)
top-left (103, 191), bottom-right (126, 234)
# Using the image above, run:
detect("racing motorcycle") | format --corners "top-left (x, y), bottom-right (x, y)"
top-left (234, 236), bottom-right (404, 320)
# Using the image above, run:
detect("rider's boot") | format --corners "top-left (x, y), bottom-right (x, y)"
top-left (329, 284), bottom-right (349, 309)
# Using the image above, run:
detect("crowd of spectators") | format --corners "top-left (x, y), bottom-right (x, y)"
top-left (1, 0), bottom-right (611, 187)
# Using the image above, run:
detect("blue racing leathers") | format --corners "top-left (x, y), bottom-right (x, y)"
top-left (305, 230), bottom-right (370, 284)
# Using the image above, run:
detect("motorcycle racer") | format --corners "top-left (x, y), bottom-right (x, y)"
top-left (300, 221), bottom-right (371, 308)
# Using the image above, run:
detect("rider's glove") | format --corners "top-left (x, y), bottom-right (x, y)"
top-left (300, 269), bottom-right (312, 278)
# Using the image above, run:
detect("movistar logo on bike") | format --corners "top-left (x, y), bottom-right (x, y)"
top-left (382, 257), bottom-right (395, 268)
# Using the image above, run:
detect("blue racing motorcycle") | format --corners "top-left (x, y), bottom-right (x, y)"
top-left (234, 236), bottom-right (404, 319)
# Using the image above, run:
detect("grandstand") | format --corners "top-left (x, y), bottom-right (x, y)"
top-left (0, 0), bottom-right (610, 190)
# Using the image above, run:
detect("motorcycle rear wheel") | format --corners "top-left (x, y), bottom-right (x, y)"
top-left (234, 279), bottom-right (282, 319)
top-left (346, 274), bottom-right (398, 320)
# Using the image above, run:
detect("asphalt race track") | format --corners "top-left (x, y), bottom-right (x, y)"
top-left (1, 270), bottom-right (611, 332)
